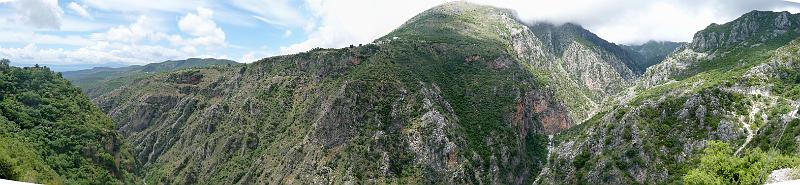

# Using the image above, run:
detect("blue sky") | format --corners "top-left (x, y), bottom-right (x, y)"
top-left (0, 0), bottom-right (798, 71)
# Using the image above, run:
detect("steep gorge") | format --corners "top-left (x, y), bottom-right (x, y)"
top-left (82, 2), bottom-right (800, 185)
top-left (538, 10), bottom-right (800, 184)
top-left (96, 3), bottom-right (585, 184)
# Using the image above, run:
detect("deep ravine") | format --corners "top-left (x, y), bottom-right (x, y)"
top-left (532, 135), bottom-right (554, 184)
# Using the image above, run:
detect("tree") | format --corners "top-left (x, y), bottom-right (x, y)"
top-left (0, 156), bottom-right (20, 180)
top-left (0, 59), bottom-right (9, 70)
top-left (683, 169), bottom-right (723, 185)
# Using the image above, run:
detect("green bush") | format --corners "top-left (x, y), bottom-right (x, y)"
top-left (683, 141), bottom-right (800, 185)
top-left (0, 156), bottom-right (20, 180)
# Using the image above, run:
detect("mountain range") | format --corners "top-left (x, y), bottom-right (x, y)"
top-left (61, 58), bottom-right (239, 98)
top-left (1, 1), bottom-right (799, 184)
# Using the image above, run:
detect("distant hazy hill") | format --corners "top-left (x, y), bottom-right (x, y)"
top-left (620, 41), bottom-right (684, 72)
top-left (62, 58), bottom-right (239, 98)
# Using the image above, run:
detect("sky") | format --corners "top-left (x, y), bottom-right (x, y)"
top-left (0, 0), bottom-right (799, 71)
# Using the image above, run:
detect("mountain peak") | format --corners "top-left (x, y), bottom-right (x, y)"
top-left (425, 1), bottom-right (499, 14)
top-left (690, 10), bottom-right (800, 51)
top-left (380, 1), bottom-right (515, 44)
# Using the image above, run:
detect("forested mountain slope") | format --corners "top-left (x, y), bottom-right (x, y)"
top-left (0, 60), bottom-right (135, 184)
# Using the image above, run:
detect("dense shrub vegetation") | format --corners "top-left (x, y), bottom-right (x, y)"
top-left (683, 141), bottom-right (800, 185)
top-left (0, 60), bottom-right (134, 184)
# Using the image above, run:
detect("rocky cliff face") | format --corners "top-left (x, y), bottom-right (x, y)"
top-left (541, 11), bottom-right (800, 184)
top-left (89, 2), bottom-right (800, 185)
top-left (691, 11), bottom-right (800, 52)
top-left (91, 2), bottom-right (648, 184)
top-left (642, 11), bottom-right (800, 89)
top-left (95, 2), bottom-right (587, 184)
top-left (639, 47), bottom-right (707, 88)
top-left (512, 22), bottom-right (638, 123)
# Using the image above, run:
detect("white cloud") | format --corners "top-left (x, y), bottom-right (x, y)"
top-left (283, 30), bottom-right (292, 37)
top-left (280, 0), bottom-right (450, 54)
top-left (240, 52), bottom-right (257, 63)
top-left (0, 43), bottom-right (189, 65)
top-left (59, 17), bottom-right (110, 32)
top-left (90, 16), bottom-right (165, 43)
top-left (12, 0), bottom-right (63, 29)
top-left (81, 0), bottom-right (202, 13)
top-left (1, 7), bottom-right (229, 66)
top-left (67, 2), bottom-right (92, 20)
top-left (177, 7), bottom-right (226, 47)
top-left (88, 10), bottom-right (226, 48)
top-left (491, 0), bottom-right (800, 44)
top-left (0, 31), bottom-right (93, 46)
top-left (237, 49), bottom-right (274, 63)
top-left (231, 0), bottom-right (310, 27)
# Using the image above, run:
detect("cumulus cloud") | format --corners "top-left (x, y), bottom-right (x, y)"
top-left (178, 7), bottom-right (226, 47)
top-left (12, 0), bottom-right (63, 29)
top-left (0, 43), bottom-right (188, 65)
top-left (90, 16), bottom-right (165, 43)
top-left (0, 31), bottom-right (93, 46)
top-left (67, 2), bottom-right (92, 20)
top-left (0, 7), bottom-right (230, 66)
top-left (279, 0), bottom-right (449, 54)
top-left (90, 8), bottom-right (226, 48)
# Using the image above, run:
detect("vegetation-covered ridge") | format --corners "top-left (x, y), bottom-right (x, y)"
top-left (691, 10), bottom-right (800, 52)
top-left (62, 58), bottom-right (239, 98)
top-left (95, 2), bottom-right (576, 184)
top-left (0, 59), bottom-right (135, 184)
top-left (538, 11), bottom-right (800, 184)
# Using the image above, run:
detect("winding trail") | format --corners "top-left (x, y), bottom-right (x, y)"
top-left (735, 104), bottom-right (761, 155)
top-left (732, 87), bottom-right (799, 156)
top-left (733, 88), bottom-right (773, 156)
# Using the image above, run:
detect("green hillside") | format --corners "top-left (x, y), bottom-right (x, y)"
top-left (0, 60), bottom-right (135, 184)
top-left (46, 2), bottom-right (800, 185)
top-left (62, 58), bottom-right (239, 98)
top-left (538, 11), bottom-right (800, 184)
top-left (95, 2), bottom-right (578, 184)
